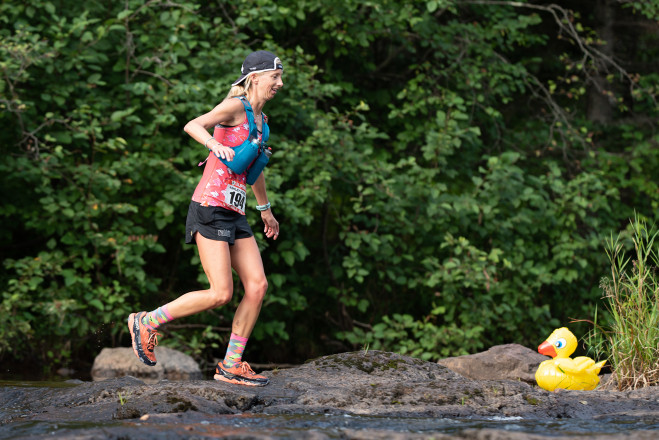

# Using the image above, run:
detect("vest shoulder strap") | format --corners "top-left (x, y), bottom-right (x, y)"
top-left (236, 96), bottom-right (269, 144)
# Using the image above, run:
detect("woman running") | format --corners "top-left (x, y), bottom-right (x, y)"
top-left (128, 50), bottom-right (283, 386)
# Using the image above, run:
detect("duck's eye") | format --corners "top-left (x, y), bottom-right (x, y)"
top-left (554, 338), bottom-right (567, 349)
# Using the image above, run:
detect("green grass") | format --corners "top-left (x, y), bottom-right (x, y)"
top-left (587, 215), bottom-right (659, 390)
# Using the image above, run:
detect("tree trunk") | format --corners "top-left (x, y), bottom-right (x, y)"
top-left (587, 0), bottom-right (616, 124)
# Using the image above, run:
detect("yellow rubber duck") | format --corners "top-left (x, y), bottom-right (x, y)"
top-left (535, 327), bottom-right (606, 392)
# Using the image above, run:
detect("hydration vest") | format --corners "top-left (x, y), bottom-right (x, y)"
top-left (216, 96), bottom-right (271, 184)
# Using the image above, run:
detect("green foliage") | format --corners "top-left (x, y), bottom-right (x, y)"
top-left (619, 0), bottom-right (659, 20)
top-left (587, 215), bottom-right (659, 390)
top-left (340, 312), bottom-right (484, 361)
top-left (1, 0), bottom-right (658, 372)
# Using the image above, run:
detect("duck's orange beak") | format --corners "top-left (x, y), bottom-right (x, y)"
top-left (538, 341), bottom-right (557, 358)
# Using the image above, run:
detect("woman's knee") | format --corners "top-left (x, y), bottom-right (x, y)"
top-left (245, 277), bottom-right (268, 302)
top-left (208, 286), bottom-right (233, 308)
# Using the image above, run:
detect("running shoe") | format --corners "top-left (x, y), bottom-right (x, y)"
top-left (214, 361), bottom-right (269, 386)
top-left (127, 311), bottom-right (159, 366)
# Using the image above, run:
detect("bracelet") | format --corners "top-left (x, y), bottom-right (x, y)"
top-left (204, 136), bottom-right (215, 148)
top-left (255, 202), bottom-right (271, 211)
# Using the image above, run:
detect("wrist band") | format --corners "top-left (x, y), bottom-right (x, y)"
top-left (255, 202), bottom-right (271, 211)
top-left (204, 136), bottom-right (215, 148)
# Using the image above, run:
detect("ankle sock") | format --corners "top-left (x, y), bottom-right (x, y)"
top-left (141, 305), bottom-right (173, 331)
top-left (223, 333), bottom-right (248, 367)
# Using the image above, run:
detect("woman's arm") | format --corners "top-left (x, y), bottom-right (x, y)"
top-left (183, 98), bottom-right (245, 161)
top-left (251, 171), bottom-right (279, 240)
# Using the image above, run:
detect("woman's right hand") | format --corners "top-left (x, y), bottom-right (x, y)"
top-left (210, 141), bottom-right (235, 161)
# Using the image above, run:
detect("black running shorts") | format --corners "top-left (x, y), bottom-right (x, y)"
top-left (185, 201), bottom-right (253, 245)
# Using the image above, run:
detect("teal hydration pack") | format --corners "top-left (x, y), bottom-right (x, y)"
top-left (213, 96), bottom-right (272, 185)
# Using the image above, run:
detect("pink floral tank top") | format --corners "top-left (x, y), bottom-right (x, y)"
top-left (191, 113), bottom-right (263, 215)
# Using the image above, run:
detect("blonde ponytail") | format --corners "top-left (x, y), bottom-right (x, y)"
top-left (226, 74), bottom-right (257, 99)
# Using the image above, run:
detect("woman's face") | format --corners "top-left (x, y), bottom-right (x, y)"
top-left (255, 69), bottom-right (284, 101)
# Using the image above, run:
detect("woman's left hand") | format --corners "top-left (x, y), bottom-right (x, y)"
top-left (261, 210), bottom-right (279, 240)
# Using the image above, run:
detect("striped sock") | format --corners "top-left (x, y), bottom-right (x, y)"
top-left (141, 305), bottom-right (174, 331)
top-left (223, 333), bottom-right (248, 367)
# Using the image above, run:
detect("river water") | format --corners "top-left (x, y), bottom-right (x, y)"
top-left (2, 380), bottom-right (659, 439)
top-left (3, 410), bottom-right (659, 439)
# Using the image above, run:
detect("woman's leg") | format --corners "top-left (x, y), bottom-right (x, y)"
top-left (229, 236), bottom-right (268, 338)
top-left (165, 233), bottom-right (235, 318)
top-left (214, 235), bottom-right (270, 386)
top-left (129, 233), bottom-right (235, 366)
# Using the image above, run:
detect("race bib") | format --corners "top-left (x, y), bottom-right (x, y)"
top-left (223, 183), bottom-right (246, 214)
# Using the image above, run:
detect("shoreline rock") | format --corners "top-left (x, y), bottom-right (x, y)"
top-left (91, 346), bottom-right (202, 382)
top-left (437, 343), bottom-right (549, 385)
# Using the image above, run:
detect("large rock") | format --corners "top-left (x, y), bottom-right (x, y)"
top-left (91, 347), bottom-right (203, 382)
top-left (437, 343), bottom-right (548, 384)
top-left (3, 350), bottom-right (659, 440)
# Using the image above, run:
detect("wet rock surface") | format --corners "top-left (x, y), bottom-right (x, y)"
top-left (1, 350), bottom-right (658, 439)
